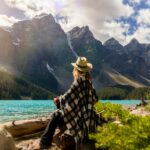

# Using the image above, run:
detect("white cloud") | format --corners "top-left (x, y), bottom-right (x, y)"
top-left (0, 14), bottom-right (19, 26)
top-left (59, 0), bottom-right (133, 26)
top-left (125, 27), bottom-right (150, 44)
top-left (4, 0), bottom-right (134, 44)
top-left (137, 9), bottom-right (150, 25)
top-left (129, 0), bottom-right (141, 4)
top-left (5, 0), bottom-right (71, 18)
top-left (97, 21), bottom-right (130, 45)
top-left (58, 0), bottom-right (133, 45)
top-left (146, 0), bottom-right (150, 6)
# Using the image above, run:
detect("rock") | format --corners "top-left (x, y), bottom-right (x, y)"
top-left (53, 129), bottom-right (75, 150)
top-left (16, 128), bottom-right (96, 150)
top-left (77, 141), bottom-right (96, 150)
top-left (53, 129), bottom-right (96, 150)
top-left (16, 138), bottom-right (61, 150)
top-left (131, 108), bottom-right (150, 116)
top-left (0, 126), bottom-right (16, 150)
top-left (1, 118), bottom-right (96, 150)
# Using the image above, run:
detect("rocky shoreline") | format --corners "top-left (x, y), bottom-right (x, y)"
top-left (0, 117), bottom-right (80, 150)
top-left (0, 106), bottom-right (150, 150)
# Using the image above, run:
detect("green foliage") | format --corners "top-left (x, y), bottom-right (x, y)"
top-left (90, 102), bottom-right (150, 150)
top-left (145, 101), bottom-right (150, 112)
top-left (127, 87), bottom-right (150, 100)
top-left (97, 87), bottom-right (128, 100)
top-left (145, 93), bottom-right (150, 100)
top-left (97, 86), bottom-right (150, 100)
top-left (0, 71), bottom-right (55, 100)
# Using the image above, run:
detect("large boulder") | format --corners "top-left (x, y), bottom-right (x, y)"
top-left (53, 129), bottom-right (96, 150)
top-left (0, 126), bottom-right (16, 150)
top-left (53, 129), bottom-right (75, 150)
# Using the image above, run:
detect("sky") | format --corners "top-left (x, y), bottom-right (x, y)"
top-left (0, 0), bottom-right (150, 45)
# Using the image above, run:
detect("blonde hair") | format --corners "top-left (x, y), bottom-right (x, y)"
top-left (73, 68), bottom-right (91, 80)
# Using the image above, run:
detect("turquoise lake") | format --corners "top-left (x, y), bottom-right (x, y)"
top-left (0, 100), bottom-right (142, 123)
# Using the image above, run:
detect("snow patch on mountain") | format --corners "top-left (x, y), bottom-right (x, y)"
top-left (13, 42), bottom-right (19, 46)
top-left (1, 26), bottom-right (13, 32)
top-left (46, 63), bottom-right (54, 73)
top-left (67, 33), bottom-right (78, 58)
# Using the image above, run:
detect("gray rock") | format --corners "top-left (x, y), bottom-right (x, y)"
top-left (53, 129), bottom-right (96, 150)
top-left (0, 126), bottom-right (16, 150)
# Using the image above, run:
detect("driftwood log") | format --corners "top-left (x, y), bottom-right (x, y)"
top-left (2, 118), bottom-right (49, 138)
top-left (2, 118), bottom-right (96, 150)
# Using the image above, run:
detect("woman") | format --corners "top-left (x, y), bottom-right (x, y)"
top-left (40, 57), bottom-right (98, 149)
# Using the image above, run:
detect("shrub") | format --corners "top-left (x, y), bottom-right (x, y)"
top-left (89, 102), bottom-right (150, 150)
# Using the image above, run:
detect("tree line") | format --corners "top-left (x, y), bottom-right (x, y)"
top-left (97, 85), bottom-right (150, 100)
top-left (0, 71), bottom-right (55, 100)
top-left (1, 70), bottom-right (150, 100)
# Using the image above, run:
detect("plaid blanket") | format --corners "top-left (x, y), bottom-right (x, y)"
top-left (60, 76), bottom-right (98, 140)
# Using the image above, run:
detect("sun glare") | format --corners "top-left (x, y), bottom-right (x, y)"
top-left (53, 0), bottom-right (68, 11)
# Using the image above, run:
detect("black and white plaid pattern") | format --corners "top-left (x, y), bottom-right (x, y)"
top-left (60, 76), bottom-right (98, 140)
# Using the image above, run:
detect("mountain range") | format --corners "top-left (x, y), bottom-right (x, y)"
top-left (0, 14), bottom-right (150, 96)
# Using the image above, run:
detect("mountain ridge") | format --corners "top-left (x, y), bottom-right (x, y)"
top-left (0, 13), bottom-right (149, 95)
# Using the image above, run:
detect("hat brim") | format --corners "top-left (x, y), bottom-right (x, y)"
top-left (71, 63), bottom-right (93, 72)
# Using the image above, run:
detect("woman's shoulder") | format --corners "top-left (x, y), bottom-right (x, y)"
top-left (72, 76), bottom-right (85, 86)
top-left (77, 75), bottom-right (86, 82)
top-left (77, 76), bottom-right (92, 85)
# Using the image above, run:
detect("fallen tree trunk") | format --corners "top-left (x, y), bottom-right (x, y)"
top-left (2, 118), bottom-right (49, 138)
top-left (1, 118), bottom-right (96, 150)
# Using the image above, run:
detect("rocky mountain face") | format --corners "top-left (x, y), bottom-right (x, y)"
top-left (0, 14), bottom-right (149, 94)
top-left (103, 37), bottom-right (150, 86)
top-left (0, 14), bottom-right (75, 93)
top-left (68, 26), bottom-right (105, 77)
top-left (0, 28), bottom-right (15, 65)
top-left (69, 27), bottom-right (150, 88)
top-left (103, 37), bottom-right (124, 52)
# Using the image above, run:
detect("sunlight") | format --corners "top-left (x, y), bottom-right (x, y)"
top-left (53, 0), bottom-right (66, 13)
top-left (0, 14), bottom-right (19, 26)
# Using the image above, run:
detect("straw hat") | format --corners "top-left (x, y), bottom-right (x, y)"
top-left (71, 57), bottom-right (93, 72)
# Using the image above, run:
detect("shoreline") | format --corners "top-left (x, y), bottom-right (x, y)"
top-left (0, 100), bottom-right (143, 124)
top-left (0, 114), bottom-right (51, 125)
top-left (0, 106), bottom-right (149, 150)
top-left (0, 115), bottom-right (50, 127)
top-left (1, 103), bottom-right (149, 125)
top-left (1, 106), bottom-right (150, 126)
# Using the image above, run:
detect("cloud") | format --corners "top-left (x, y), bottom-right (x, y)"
top-left (58, 0), bottom-right (134, 45)
top-left (4, 0), bottom-right (134, 44)
top-left (125, 26), bottom-right (150, 44)
top-left (60, 0), bottom-right (133, 25)
top-left (5, 0), bottom-right (70, 18)
top-left (128, 8), bottom-right (150, 44)
top-left (146, 0), bottom-right (150, 6)
top-left (96, 21), bottom-right (130, 45)
top-left (128, 0), bottom-right (141, 4)
top-left (0, 14), bottom-right (19, 26)
top-left (137, 9), bottom-right (150, 26)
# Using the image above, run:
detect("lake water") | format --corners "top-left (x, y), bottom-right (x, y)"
top-left (0, 100), bottom-right (141, 124)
